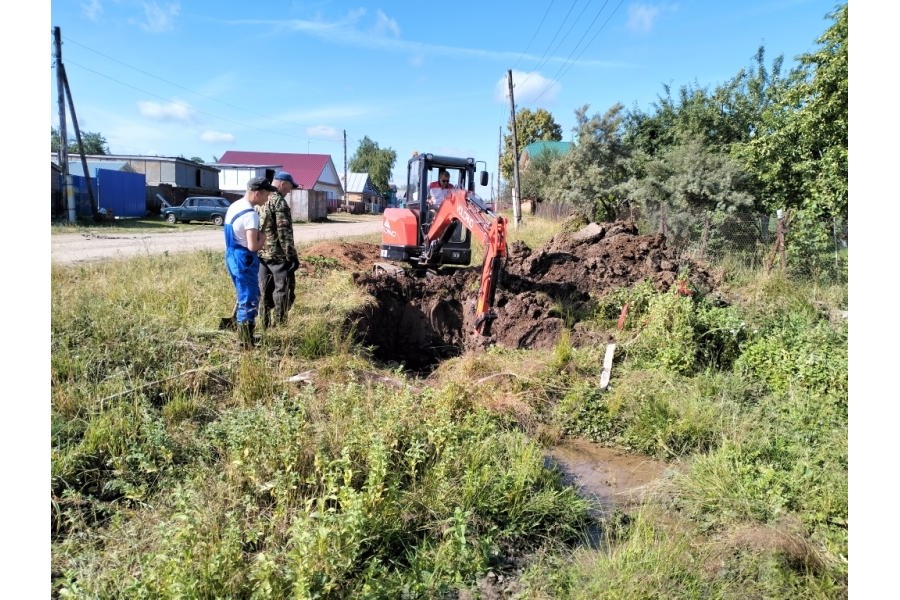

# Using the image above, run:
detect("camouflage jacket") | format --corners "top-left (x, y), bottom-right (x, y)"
top-left (257, 192), bottom-right (299, 263)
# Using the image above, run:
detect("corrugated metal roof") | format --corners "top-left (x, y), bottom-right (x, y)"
top-left (522, 140), bottom-right (573, 158)
top-left (67, 160), bottom-right (130, 175)
top-left (342, 172), bottom-right (371, 194)
top-left (51, 153), bottom-right (220, 170)
top-left (217, 151), bottom-right (339, 192)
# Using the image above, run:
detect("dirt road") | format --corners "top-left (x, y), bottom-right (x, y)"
top-left (51, 217), bottom-right (384, 265)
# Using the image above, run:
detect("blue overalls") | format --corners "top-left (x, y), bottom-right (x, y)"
top-left (224, 208), bottom-right (260, 324)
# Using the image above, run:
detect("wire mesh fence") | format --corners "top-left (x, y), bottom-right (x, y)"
top-left (533, 200), bottom-right (848, 281)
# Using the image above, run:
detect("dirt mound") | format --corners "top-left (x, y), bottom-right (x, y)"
top-left (344, 221), bottom-right (718, 371)
top-left (298, 240), bottom-right (382, 273)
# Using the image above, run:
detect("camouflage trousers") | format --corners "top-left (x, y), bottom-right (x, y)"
top-left (258, 260), bottom-right (296, 328)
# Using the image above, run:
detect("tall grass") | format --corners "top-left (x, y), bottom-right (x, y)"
top-left (51, 225), bottom-right (848, 598)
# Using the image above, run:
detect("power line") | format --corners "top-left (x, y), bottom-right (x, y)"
top-left (512, 0), bottom-right (557, 72)
top-left (515, 0), bottom-right (582, 94)
top-left (531, 0), bottom-right (625, 104)
top-left (556, 0), bottom-right (624, 82)
top-left (543, 0), bottom-right (595, 69)
top-left (53, 34), bottom-right (329, 145)
top-left (531, 0), bottom-right (582, 75)
top-left (61, 59), bottom-right (301, 141)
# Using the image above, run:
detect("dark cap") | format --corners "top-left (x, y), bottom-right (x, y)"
top-left (247, 176), bottom-right (277, 192)
top-left (273, 171), bottom-right (301, 189)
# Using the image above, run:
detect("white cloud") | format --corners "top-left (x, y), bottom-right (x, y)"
top-left (138, 100), bottom-right (195, 122)
top-left (494, 70), bottom-right (561, 106)
top-left (374, 10), bottom-right (400, 37)
top-left (81, 0), bottom-right (103, 21)
top-left (306, 125), bottom-right (340, 140)
top-left (139, 1), bottom-right (180, 33)
top-left (627, 4), bottom-right (662, 34)
top-left (200, 130), bottom-right (234, 143)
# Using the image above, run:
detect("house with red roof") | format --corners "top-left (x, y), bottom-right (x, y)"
top-left (215, 151), bottom-right (345, 213)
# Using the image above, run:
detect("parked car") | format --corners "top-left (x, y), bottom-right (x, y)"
top-left (162, 196), bottom-right (231, 225)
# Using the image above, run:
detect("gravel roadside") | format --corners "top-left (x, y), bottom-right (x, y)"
top-left (51, 217), bottom-right (384, 265)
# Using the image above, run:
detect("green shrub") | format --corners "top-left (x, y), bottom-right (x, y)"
top-left (626, 291), bottom-right (697, 374)
top-left (52, 398), bottom-right (174, 503)
top-left (734, 317), bottom-right (847, 398)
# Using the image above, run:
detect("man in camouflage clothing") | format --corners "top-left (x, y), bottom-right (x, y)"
top-left (257, 171), bottom-right (301, 328)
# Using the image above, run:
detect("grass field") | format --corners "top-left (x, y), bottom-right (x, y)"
top-left (50, 217), bottom-right (848, 598)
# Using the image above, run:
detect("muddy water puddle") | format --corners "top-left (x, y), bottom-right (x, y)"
top-left (545, 438), bottom-right (671, 511)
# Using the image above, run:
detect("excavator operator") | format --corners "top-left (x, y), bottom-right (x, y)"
top-left (427, 169), bottom-right (455, 211)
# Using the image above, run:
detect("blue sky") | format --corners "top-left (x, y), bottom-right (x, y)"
top-left (47, 0), bottom-right (841, 199)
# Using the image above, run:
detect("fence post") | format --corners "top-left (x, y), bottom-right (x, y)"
top-left (766, 209), bottom-right (787, 273)
top-left (699, 211), bottom-right (711, 259)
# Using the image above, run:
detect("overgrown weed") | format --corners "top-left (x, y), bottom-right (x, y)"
top-left (51, 231), bottom-right (848, 597)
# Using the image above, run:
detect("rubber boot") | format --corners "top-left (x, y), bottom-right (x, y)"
top-left (236, 322), bottom-right (255, 350)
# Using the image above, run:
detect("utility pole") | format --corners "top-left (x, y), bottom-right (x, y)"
top-left (54, 27), bottom-right (72, 223)
top-left (507, 69), bottom-right (521, 229)
top-left (497, 126), bottom-right (502, 210)
top-left (54, 26), bottom-right (97, 222)
top-left (343, 129), bottom-right (349, 212)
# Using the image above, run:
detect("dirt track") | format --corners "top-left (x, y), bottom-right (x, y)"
top-left (50, 217), bottom-right (383, 265)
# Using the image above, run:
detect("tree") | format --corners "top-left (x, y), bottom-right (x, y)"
top-left (348, 136), bottom-right (397, 195)
top-left (519, 146), bottom-right (565, 206)
top-left (738, 4), bottom-right (847, 219)
top-left (625, 136), bottom-right (754, 244)
top-left (500, 108), bottom-right (562, 180)
top-left (733, 4), bottom-right (847, 278)
top-left (544, 104), bottom-right (630, 221)
top-left (623, 47), bottom-right (789, 214)
top-left (51, 127), bottom-right (62, 153)
top-left (51, 127), bottom-right (109, 155)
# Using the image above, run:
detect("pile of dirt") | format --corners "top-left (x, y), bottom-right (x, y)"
top-left (298, 241), bottom-right (383, 274)
top-left (340, 220), bottom-right (718, 371)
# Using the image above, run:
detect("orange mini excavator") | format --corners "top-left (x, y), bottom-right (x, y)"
top-left (377, 153), bottom-right (507, 336)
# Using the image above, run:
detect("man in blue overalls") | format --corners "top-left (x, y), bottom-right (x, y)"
top-left (224, 176), bottom-right (276, 349)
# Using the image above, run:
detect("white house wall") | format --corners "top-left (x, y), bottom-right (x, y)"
top-left (314, 159), bottom-right (344, 203)
top-left (216, 166), bottom-right (277, 193)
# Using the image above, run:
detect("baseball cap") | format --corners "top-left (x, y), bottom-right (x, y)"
top-left (247, 176), bottom-right (277, 192)
top-left (273, 171), bottom-right (301, 189)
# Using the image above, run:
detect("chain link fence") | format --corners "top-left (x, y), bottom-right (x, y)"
top-left (533, 200), bottom-right (848, 281)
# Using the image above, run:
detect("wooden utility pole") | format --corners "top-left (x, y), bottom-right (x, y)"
top-left (343, 130), bottom-right (349, 211)
top-left (507, 69), bottom-right (521, 229)
top-left (54, 26), bottom-right (97, 221)
top-left (496, 126), bottom-right (502, 209)
top-left (54, 27), bottom-right (72, 222)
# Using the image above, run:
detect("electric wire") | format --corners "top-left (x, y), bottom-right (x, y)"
top-left (512, 0), bottom-right (557, 73)
top-left (54, 34), bottom-right (342, 148)
top-left (530, 0), bottom-right (625, 105)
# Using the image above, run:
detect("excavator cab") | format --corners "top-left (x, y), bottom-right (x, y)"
top-left (378, 152), bottom-right (504, 335)
top-left (380, 153), bottom-right (488, 268)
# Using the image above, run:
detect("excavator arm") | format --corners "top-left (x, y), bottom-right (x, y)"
top-left (420, 189), bottom-right (507, 335)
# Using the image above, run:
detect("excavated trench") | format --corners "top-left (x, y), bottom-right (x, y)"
top-left (345, 220), bottom-right (718, 372)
